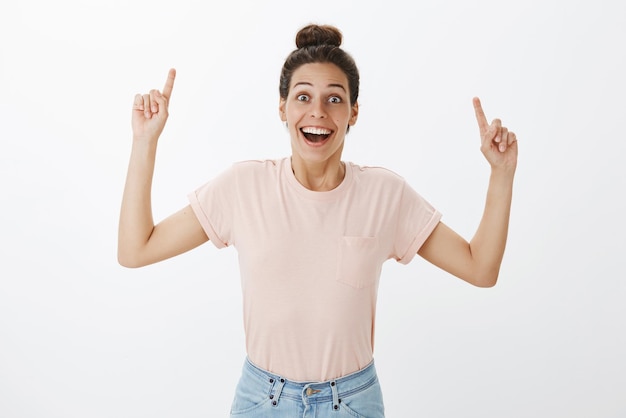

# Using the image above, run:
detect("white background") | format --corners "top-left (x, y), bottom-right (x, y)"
top-left (1, 0), bottom-right (625, 417)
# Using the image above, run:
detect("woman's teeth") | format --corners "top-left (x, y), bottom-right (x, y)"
top-left (301, 127), bottom-right (331, 142)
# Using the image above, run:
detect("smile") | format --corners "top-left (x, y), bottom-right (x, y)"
top-left (300, 127), bottom-right (332, 143)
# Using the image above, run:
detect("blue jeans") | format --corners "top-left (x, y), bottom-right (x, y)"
top-left (230, 358), bottom-right (385, 417)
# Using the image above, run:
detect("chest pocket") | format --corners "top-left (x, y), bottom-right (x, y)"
top-left (336, 236), bottom-right (382, 289)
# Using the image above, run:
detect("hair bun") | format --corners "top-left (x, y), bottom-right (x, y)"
top-left (295, 24), bottom-right (342, 49)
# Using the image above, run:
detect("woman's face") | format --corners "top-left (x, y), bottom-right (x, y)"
top-left (279, 62), bottom-right (358, 166)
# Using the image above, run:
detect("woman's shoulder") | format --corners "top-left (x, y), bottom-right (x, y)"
top-left (220, 158), bottom-right (288, 185)
top-left (232, 157), bottom-right (284, 168)
top-left (228, 157), bottom-right (286, 174)
top-left (348, 161), bottom-right (407, 184)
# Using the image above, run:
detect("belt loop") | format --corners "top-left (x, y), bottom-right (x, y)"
top-left (330, 380), bottom-right (340, 411)
top-left (271, 377), bottom-right (286, 407)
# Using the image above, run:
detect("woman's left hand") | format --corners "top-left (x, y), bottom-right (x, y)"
top-left (473, 97), bottom-right (518, 174)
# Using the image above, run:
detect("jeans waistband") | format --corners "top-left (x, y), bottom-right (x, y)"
top-left (242, 358), bottom-right (379, 408)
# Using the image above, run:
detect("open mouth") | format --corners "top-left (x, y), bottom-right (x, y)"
top-left (301, 127), bottom-right (332, 143)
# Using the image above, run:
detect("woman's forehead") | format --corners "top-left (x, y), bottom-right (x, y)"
top-left (290, 63), bottom-right (348, 89)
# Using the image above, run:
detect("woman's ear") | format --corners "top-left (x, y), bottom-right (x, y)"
top-left (279, 98), bottom-right (287, 122)
top-left (349, 102), bottom-right (359, 126)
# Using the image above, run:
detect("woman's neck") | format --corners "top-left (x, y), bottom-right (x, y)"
top-left (290, 157), bottom-right (346, 192)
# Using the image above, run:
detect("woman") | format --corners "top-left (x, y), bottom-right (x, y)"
top-left (118, 24), bottom-right (517, 417)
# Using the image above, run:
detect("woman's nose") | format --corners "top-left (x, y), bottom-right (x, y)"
top-left (309, 101), bottom-right (327, 118)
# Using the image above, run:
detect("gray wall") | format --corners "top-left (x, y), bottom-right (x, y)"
top-left (1, 0), bottom-right (624, 417)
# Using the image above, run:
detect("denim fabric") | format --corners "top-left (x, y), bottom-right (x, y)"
top-left (230, 358), bottom-right (385, 417)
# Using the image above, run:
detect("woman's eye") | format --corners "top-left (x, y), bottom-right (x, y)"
top-left (328, 96), bottom-right (342, 104)
top-left (297, 94), bottom-right (309, 102)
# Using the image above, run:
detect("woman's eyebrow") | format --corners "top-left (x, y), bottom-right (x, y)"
top-left (327, 83), bottom-right (347, 92)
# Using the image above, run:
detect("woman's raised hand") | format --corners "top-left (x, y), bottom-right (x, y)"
top-left (131, 68), bottom-right (176, 142)
top-left (473, 97), bottom-right (518, 174)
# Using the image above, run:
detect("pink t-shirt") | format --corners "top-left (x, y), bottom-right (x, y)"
top-left (188, 157), bottom-right (441, 381)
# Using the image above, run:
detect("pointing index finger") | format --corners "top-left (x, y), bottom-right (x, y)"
top-left (162, 68), bottom-right (176, 100)
top-left (473, 96), bottom-right (489, 134)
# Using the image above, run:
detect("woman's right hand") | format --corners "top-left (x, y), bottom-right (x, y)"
top-left (120, 67), bottom-right (209, 268)
top-left (131, 68), bottom-right (176, 142)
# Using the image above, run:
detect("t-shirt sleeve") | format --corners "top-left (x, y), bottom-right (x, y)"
top-left (187, 165), bottom-right (238, 249)
top-left (393, 180), bottom-right (442, 264)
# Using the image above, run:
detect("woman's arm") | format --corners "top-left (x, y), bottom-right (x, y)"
top-left (418, 97), bottom-right (517, 287)
top-left (117, 69), bottom-right (208, 268)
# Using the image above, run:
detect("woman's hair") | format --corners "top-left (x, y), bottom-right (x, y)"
top-left (279, 24), bottom-right (360, 105)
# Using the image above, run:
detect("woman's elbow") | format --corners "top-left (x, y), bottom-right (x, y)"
top-left (117, 249), bottom-right (146, 269)
top-left (474, 275), bottom-right (498, 288)
top-left (464, 268), bottom-right (499, 288)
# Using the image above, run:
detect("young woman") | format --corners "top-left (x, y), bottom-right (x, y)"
top-left (118, 24), bottom-right (517, 418)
